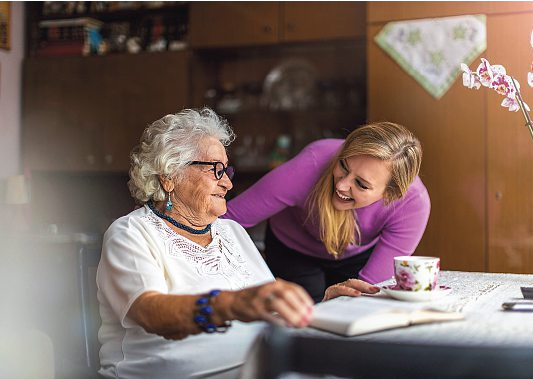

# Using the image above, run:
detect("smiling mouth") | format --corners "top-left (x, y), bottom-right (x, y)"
top-left (335, 189), bottom-right (353, 202)
top-left (212, 194), bottom-right (226, 199)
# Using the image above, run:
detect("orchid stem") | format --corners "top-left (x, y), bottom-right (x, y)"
top-left (511, 78), bottom-right (533, 142)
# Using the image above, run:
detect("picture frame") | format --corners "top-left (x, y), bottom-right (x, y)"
top-left (0, 1), bottom-right (10, 50)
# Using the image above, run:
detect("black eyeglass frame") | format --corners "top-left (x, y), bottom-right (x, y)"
top-left (188, 161), bottom-right (235, 180)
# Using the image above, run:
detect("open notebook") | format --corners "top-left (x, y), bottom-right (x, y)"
top-left (310, 295), bottom-right (464, 336)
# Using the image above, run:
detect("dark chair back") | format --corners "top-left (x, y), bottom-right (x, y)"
top-left (255, 326), bottom-right (533, 379)
top-left (78, 243), bottom-right (102, 375)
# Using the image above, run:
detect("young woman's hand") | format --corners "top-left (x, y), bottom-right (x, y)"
top-left (322, 279), bottom-right (380, 301)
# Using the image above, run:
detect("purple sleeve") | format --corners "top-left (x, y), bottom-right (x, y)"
top-left (223, 141), bottom-right (338, 227)
top-left (358, 185), bottom-right (431, 284)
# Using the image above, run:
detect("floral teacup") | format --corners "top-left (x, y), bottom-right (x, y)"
top-left (393, 256), bottom-right (440, 292)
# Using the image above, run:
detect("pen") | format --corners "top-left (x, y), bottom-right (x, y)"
top-left (502, 301), bottom-right (533, 311)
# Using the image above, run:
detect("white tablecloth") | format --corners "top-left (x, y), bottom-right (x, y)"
top-left (296, 271), bottom-right (533, 347)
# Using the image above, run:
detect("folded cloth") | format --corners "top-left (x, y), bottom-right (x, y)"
top-left (375, 14), bottom-right (486, 99)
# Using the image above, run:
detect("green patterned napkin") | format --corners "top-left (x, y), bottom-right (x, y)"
top-left (375, 15), bottom-right (486, 99)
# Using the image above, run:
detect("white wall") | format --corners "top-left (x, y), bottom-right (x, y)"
top-left (0, 1), bottom-right (24, 179)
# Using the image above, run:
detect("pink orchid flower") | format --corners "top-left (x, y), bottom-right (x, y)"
top-left (501, 97), bottom-right (521, 112)
top-left (461, 63), bottom-right (481, 89)
top-left (491, 74), bottom-right (516, 98)
top-left (476, 58), bottom-right (497, 87)
top-left (463, 58), bottom-right (530, 114)
top-left (464, 33), bottom-right (533, 138)
top-left (502, 97), bottom-right (530, 112)
top-left (476, 58), bottom-right (507, 88)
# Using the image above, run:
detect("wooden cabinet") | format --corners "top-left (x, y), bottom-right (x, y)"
top-left (22, 51), bottom-right (190, 172)
top-left (189, 2), bottom-right (365, 48)
top-left (189, 2), bottom-right (279, 48)
top-left (367, 2), bottom-right (533, 273)
top-left (23, 57), bottom-right (96, 171)
top-left (282, 2), bottom-right (365, 42)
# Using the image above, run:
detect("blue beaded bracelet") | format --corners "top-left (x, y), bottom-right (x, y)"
top-left (194, 289), bottom-right (232, 333)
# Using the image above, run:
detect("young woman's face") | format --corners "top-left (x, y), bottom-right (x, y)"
top-left (331, 155), bottom-right (391, 210)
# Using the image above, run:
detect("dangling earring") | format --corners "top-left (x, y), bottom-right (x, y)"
top-left (166, 191), bottom-right (173, 211)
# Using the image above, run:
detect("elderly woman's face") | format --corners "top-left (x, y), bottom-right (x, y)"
top-left (173, 137), bottom-right (233, 224)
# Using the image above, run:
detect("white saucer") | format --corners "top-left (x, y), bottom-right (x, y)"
top-left (381, 285), bottom-right (452, 302)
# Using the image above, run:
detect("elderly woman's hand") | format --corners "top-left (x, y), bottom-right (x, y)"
top-left (322, 279), bottom-right (380, 302)
top-left (223, 279), bottom-right (314, 328)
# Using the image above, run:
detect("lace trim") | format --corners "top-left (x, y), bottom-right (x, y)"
top-left (141, 211), bottom-right (252, 288)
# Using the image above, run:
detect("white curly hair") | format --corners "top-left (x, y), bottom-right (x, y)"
top-left (128, 108), bottom-right (235, 204)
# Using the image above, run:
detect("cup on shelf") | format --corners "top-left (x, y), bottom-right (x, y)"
top-left (393, 256), bottom-right (440, 292)
top-left (216, 83), bottom-right (243, 114)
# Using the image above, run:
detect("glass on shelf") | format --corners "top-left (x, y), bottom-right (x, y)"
top-left (268, 134), bottom-right (291, 169)
top-left (216, 83), bottom-right (243, 115)
top-left (231, 134), bottom-right (268, 171)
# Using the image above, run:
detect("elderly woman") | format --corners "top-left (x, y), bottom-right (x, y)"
top-left (96, 108), bottom-right (379, 379)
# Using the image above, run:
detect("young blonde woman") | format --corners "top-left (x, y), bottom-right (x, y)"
top-left (224, 122), bottom-right (430, 302)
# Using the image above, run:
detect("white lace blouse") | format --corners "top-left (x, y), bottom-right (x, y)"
top-left (97, 205), bottom-right (274, 379)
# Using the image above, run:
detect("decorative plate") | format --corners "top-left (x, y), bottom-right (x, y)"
top-left (262, 59), bottom-right (318, 111)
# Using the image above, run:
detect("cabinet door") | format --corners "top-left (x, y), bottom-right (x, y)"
top-left (23, 52), bottom-right (190, 172)
top-left (486, 12), bottom-right (533, 274)
top-left (98, 52), bottom-right (191, 172)
top-left (23, 57), bottom-right (101, 171)
top-left (189, 2), bottom-right (279, 48)
top-left (283, 2), bottom-right (365, 42)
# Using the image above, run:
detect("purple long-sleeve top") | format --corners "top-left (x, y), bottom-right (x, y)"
top-left (223, 139), bottom-right (431, 284)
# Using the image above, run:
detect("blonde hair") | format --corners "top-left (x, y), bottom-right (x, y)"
top-left (128, 108), bottom-right (235, 204)
top-left (307, 122), bottom-right (422, 258)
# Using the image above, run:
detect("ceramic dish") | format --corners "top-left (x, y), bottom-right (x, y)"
top-left (381, 285), bottom-right (452, 302)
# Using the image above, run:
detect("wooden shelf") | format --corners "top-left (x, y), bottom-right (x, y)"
top-left (25, 2), bottom-right (189, 57)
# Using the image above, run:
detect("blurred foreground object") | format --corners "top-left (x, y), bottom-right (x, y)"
top-left (4, 175), bottom-right (30, 232)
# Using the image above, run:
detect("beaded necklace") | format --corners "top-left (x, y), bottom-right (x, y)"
top-left (147, 200), bottom-right (212, 235)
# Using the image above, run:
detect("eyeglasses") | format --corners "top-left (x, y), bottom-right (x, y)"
top-left (188, 161), bottom-right (235, 180)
